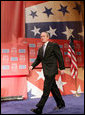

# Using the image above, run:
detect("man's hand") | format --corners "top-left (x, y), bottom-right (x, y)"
top-left (29, 66), bottom-right (33, 71)
top-left (61, 70), bottom-right (65, 75)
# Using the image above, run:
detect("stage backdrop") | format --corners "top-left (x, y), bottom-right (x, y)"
top-left (25, 1), bottom-right (84, 98)
top-left (1, 1), bottom-right (84, 99)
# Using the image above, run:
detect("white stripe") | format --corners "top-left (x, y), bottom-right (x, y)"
top-left (73, 75), bottom-right (75, 79)
top-left (68, 52), bottom-right (71, 57)
top-left (69, 45), bottom-right (71, 49)
top-left (68, 49), bottom-right (71, 52)
top-left (75, 71), bottom-right (78, 76)
top-left (72, 54), bottom-right (77, 62)
top-left (71, 68), bottom-right (74, 76)
top-left (25, 1), bottom-right (82, 23)
top-left (72, 60), bottom-right (78, 69)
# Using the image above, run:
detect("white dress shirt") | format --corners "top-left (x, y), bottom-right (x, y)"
top-left (43, 41), bottom-right (49, 56)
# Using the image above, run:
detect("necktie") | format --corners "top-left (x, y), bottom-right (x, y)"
top-left (43, 44), bottom-right (45, 57)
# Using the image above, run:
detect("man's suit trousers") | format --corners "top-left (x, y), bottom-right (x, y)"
top-left (36, 75), bottom-right (65, 109)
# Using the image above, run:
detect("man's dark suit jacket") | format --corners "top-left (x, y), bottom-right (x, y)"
top-left (32, 41), bottom-right (65, 76)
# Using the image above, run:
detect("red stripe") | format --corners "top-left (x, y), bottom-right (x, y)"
top-left (72, 71), bottom-right (75, 78)
top-left (71, 59), bottom-right (77, 69)
top-left (25, 1), bottom-right (48, 7)
top-left (68, 54), bottom-right (71, 59)
top-left (1, 75), bottom-right (27, 78)
top-left (71, 57), bottom-right (77, 66)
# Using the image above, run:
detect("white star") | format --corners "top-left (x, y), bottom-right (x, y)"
top-left (27, 81), bottom-right (43, 99)
top-left (36, 69), bottom-right (45, 81)
top-left (62, 26), bottom-right (74, 40)
top-left (47, 26), bottom-right (57, 37)
top-left (78, 26), bottom-right (84, 37)
top-left (78, 31), bottom-right (84, 37)
top-left (31, 26), bottom-right (40, 36)
top-left (56, 76), bottom-right (67, 92)
top-left (71, 85), bottom-right (83, 94)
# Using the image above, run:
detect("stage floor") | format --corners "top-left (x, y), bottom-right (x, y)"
top-left (1, 93), bottom-right (84, 114)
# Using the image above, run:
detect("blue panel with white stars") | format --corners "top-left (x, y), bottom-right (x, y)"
top-left (25, 21), bottom-right (82, 40)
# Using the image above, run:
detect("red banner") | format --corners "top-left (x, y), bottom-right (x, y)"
top-left (1, 1), bottom-right (27, 99)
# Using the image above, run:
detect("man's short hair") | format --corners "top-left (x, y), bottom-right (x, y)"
top-left (41, 32), bottom-right (50, 38)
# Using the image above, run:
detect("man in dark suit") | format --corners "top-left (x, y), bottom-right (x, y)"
top-left (29, 32), bottom-right (65, 114)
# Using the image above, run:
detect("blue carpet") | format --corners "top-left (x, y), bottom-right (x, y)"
top-left (1, 93), bottom-right (84, 114)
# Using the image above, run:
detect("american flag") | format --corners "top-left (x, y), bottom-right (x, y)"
top-left (68, 36), bottom-right (78, 79)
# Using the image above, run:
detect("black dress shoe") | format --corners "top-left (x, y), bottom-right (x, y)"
top-left (31, 108), bottom-right (42, 114)
top-left (54, 104), bottom-right (65, 110)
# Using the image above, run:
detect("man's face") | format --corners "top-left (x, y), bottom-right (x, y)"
top-left (40, 32), bottom-right (49, 43)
